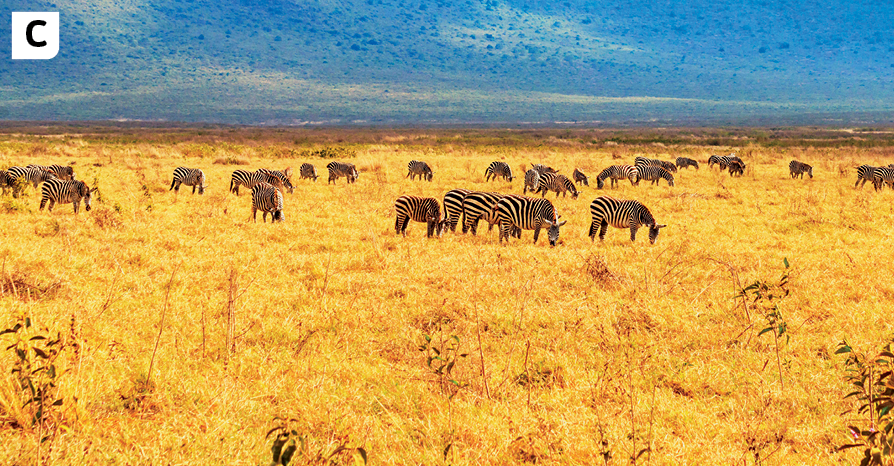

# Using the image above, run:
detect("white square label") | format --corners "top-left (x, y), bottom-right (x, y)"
top-left (12, 12), bottom-right (59, 60)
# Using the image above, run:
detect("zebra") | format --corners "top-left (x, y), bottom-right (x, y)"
top-left (27, 164), bottom-right (75, 180)
top-left (872, 167), bottom-right (894, 191)
top-left (485, 161), bottom-right (513, 182)
top-left (589, 196), bottom-right (666, 244)
top-left (531, 163), bottom-right (557, 175)
top-left (675, 157), bottom-right (699, 170)
top-left (299, 163), bottom-right (319, 181)
top-left (636, 166), bottom-right (675, 186)
top-left (39, 179), bottom-right (96, 213)
top-left (493, 195), bottom-right (566, 246)
top-left (327, 161), bottom-right (359, 184)
top-left (523, 169), bottom-right (541, 194)
top-left (856, 165), bottom-right (878, 188)
top-left (708, 155), bottom-right (731, 169)
top-left (407, 160), bottom-right (433, 181)
top-left (596, 165), bottom-right (639, 189)
top-left (0, 170), bottom-right (11, 196)
top-left (443, 188), bottom-right (472, 233)
top-left (170, 167), bottom-right (206, 195)
top-left (7, 166), bottom-right (56, 189)
top-left (394, 195), bottom-right (443, 238)
top-left (460, 191), bottom-right (521, 237)
top-left (789, 160), bottom-right (813, 179)
top-left (635, 156), bottom-right (676, 173)
top-left (728, 160), bottom-right (745, 176)
top-left (572, 168), bottom-right (589, 186)
top-left (259, 168), bottom-right (294, 194)
top-left (251, 182), bottom-right (284, 223)
top-left (229, 169), bottom-right (280, 195)
top-left (537, 173), bottom-right (579, 199)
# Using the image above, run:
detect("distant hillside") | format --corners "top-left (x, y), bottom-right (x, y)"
top-left (2, 0), bottom-right (894, 125)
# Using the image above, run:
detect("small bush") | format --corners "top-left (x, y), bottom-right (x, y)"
top-left (213, 155), bottom-right (250, 165)
top-left (299, 146), bottom-right (357, 159)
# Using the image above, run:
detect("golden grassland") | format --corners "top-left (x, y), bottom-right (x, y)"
top-left (1, 129), bottom-right (894, 465)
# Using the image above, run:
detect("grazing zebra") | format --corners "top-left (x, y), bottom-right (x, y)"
top-left (635, 156), bottom-right (677, 173)
top-left (0, 170), bottom-right (11, 196)
top-left (299, 163), bottom-right (319, 181)
top-left (789, 160), bottom-right (813, 179)
top-left (485, 161), bottom-right (514, 182)
top-left (572, 168), bottom-right (589, 186)
top-left (27, 164), bottom-right (75, 180)
top-left (523, 169), bottom-right (541, 194)
top-left (856, 165), bottom-right (878, 188)
top-left (251, 182), bottom-right (284, 223)
top-left (537, 173), bottom-right (579, 199)
top-left (229, 169), bottom-right (280, 195)
top-left (531, 163), bottom-right (557, 175)
top-left (443, 188), bottom-right (472, 233)
top-left (636, 167), bottom-right (675, 186)
top-left (493, 195), bottom-right (566, 246)
top-left (259, 168), bottom-right (294, 194)
top-left (170, 167), bottom-right (206, 195)
top-left (7, 166), bottom-right (56, 189)
top-left (326, 161), bottom-right (359, 184)
top-left (708, 155), bottom-right (730, 169)
top-left (728, 160), bottom-right (745, 176)
top-left (589, 196), bottom-right (666, 244)
top-left (394, 195), bottom-right (443, 238)
top-left (461, 191), bottom-right (521, 237)
top-left (407, 160), bottom-right (433, 181)
top-left (596, 165), bottom-right (639, 189)
top-left (39, 179), bottom-right (96, 213)
top-left (675, 157), bottom-right (699, 170)
top-left (872, 167), bottom-right (894, 191)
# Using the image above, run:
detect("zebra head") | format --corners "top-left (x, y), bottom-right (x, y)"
top-left (198, 172), bottom-right (206, 195)
top-left (596, 177), bottom-right (604, 189)
top-left (648, 223), bottom-right (667, 244)
top-left (82, 184), bottom-right (98, 212)
top-left (273, 210), bottom-right (285, 222)
top-left (807, 166), bottom-right (814, 178)
top-left (542, 218), bottom-right (567, 247)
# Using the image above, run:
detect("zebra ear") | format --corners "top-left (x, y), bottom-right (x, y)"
top-left (557, 220), bottom-right (567, 227)
top-left (543, 219), bottom-right (553, 226)
top-left (656, 224), bottom-right (667, 229)
top-left (90, 187), bottom-right (98, 193)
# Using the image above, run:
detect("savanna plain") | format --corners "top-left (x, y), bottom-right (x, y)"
top-left (1, 126), bottom-right (894, 465)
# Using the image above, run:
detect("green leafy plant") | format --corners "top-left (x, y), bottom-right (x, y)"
top-left (836, 340), bottom-right (894, 465)
top-left (418, 334), bottom-right (468, 397)
top-left (738, 258), bottom-right (791, 388)
top-left (266, 417), bottom-right (367, 466)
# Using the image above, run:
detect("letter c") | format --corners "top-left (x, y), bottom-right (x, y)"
top-left (26, 20), bottom-right (47, 47)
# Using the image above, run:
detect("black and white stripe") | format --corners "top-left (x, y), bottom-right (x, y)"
top-left (788, 160), bottom-right (813, 179)
top-left (230, 169), bottom-right (280, 195)
top-left (493, 195), bottom-right (565, 246)
top-left (7, 166), bottom-right (56, 189)
top-left (531, 164), bottom-right (557, 175)
top-left (299, 163), bottom-right (319, 181)
top-left (635, 156), bottom-right (677, 172)
top-left (407, 160), bottom-right (433, 181)
top-left (872, 167), bottom-right (894, 191)
top-left (636, 167), bottom-right (675, 187)
top-left (39, 179), bottom-right (96, 213)
top-left (251, 182), bottom-right (284, 223)
top-left (443, 188), bottom-right (472, 233)
top-left (460, 191), bottom-right (520, 237)
top-left (395, 195), bottom-right (443, 237)
top-left (675, 157), bottom-right (699, 170)
top-left (170, 167), bottom-right (206, 195)
top-left (537, 173), bottom-right (579, 198)
top-left (259, 168), bottom-right (294, 194)
top-left (572, 168), bottom-right (589, 186)
top-left (485, 161), bottom-right (514, 182)
top-left (27, 164), bottom-right (75, 180)
top-left (596, 165), bottom-right (639, 189)
top-left (327, 161), bottom-right (359, 184)
top-left (708, 155), bottom-right (730, 169)
top-left (523, 169), bottom-right (541, 194)
top-left (588, 196), bottom-right (666, 244)
top-left (856, 165), bottom-right (877, 188)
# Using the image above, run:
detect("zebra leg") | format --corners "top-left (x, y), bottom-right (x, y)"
top-left (599, 220), bottom-right (608, 241)
top-left (192, 185), bottom-right (197, 194)
top-left (73, 200), bottom-right (79, 214)
top-left (40, 197), bottom-right (47, 211)
top-left (588, 221), bottom-right (597, 241)
top-left (252, 206), bottom-right (258, 222)
top-left (630, 225), bottom-right (639, 242)
top-left (533, 225), bottom-right (541, 244)
top-left (170, 178), bottom-right (177, 191)
top-left (395, 215), bottom-right (402, 235)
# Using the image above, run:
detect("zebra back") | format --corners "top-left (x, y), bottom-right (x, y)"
top-left (299, 163), bottom-right (319, 181)
top-left (259, 168), bottom-right (294, 194)
top-left (596, 165), bottom-right (638, 189)
top-left (531, 163), bottom-right (557, 175)
top-left (29, 164), bottom-right (75, 180)
top-left (461, 191), bottom-right (504, 234)
top-left (395, 195), bottom-right (443, 237)
top-left (40, 179), bottom-right (94, 213)
top-left (326, 161), bottom-right (359, 184)
top-left (589, 196), bottom-right (665, 243)
top-left (443, 188), bottom-right (472, 232)
top-left (537, 173), bottom-right (578, 198)
top-left (872, 167), bottom-right (894, 190)
top-left (637, 166), bottom-right (674, 186)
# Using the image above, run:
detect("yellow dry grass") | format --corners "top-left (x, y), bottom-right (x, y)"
top-left (1, 131), bottom-right (894, 465)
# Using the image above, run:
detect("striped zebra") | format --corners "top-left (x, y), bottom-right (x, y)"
top-left (872, 167), bottom-right (894, 191)
top-left (460, 191), bottom-right (520, 237)
top-left (7, 166), bottom-right (56, 189)
top-left (728, 160), bottom-right (745, 176)
top-left (634, 156), bottom-right (676, 173)
top-left (251, 182), bottom-right (284, 223)
top-left (26, 164), bottom-right (75, 180)
top-left (229, 169), bottom-right (280, 195)
top-left (531, 163), bottom-right (557, 175)
top-left (537, 173), bottom-right (579, 199)
top-left (675, 157), bottom-right (699, 170)
top-left (493, 195), bottom-right (565, 246)
top-left (788, 160), bottom-right (813, 179)
top-left (855, 165), bottom-right (878, 188)
top-left (523, 169), bottom-right (541, 194)
top-left (708, 155), bottom-right (731, 169)
top-left (0, 170), bottom-right (11, 196)
top-left (170, 167), bottom-right (206, 195)
top-left (259, 168), bottom-right (294, 194)
top-left (572, 168), bottom-right (589, 186)
top-left (327, 161), bottom-right (359, 184)
top-left (299, 163), bottom-right (319, 182)
top-left (637, 167), bottom-right (675, 186)
top-left (443, 188), bottom-right (472, 233)
top-left (485, 161), bottom-right (513, 182)
top-left (407, 160), bottom-right (433, 181)
top-left (395, 195), bottom-right (443, 237)
top-left (39, 179), bottom-right (96, 213)
top-left (596, 165), bottom-right (639, 189)
top-left (589, 196), bottom-right (666, 244)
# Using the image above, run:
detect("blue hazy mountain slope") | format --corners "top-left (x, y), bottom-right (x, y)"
top-left (1, 0), bottom-right (892, 124)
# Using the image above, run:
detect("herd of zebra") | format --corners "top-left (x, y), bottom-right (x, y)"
top-left (0, 164), bottom-right (96, 213)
